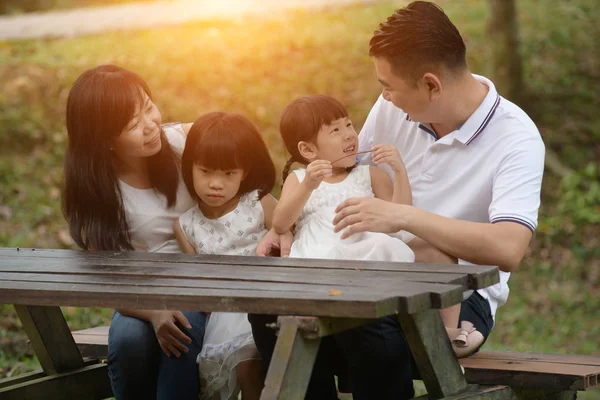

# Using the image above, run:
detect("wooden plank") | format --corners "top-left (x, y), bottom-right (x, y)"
top-left (261, 316), bottom-right (321, 400)
top-left (71, 326), bottom-right (110, 337)
top-left (0, 359), bottom-right (102, 389)
top-left (0, 258), bottom-right (473, 288)
top-left (460, 358), bottom-right (600, 390)
top-left (72, 327), bottom-right (109, 359)
top-left (512, 388), bottom-right (576, 400)
top-left (0, 362), bottom-right (112, 400)
top-left (13, 305), bottom-right (84, 374)
top-left (0, 248), bottom-right (499, 289)
top-left (0, 268), bottom-right (457, 295)
top-left (415, 384), bottom-right (514, 399)
top-left (3, 280), bottom-right (406, 318)
top-left (1, 273), bottom-right (466, 316)
top-left (398, 309), bottom-right (467, 399)
top-left (0, 270), bottom-right (464, 312)
top-left (465, 350), bottom-right (600, 366)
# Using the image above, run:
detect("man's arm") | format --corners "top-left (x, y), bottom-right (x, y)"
top-left (333, 199), bottom-right (531, 272)
top-left (401, 207), bottom-right (532, 272)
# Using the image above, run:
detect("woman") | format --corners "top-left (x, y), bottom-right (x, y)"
top-left (62, 64), bottom-right (205, 400)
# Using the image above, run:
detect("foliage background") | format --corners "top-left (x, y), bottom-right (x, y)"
top-left (0, 0), bottom-right (598, 397)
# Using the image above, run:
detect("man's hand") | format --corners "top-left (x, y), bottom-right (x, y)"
top-left (150, 311), bottom-right (193, 358)
top-left (256, 228), bottom-right (293, 257)
top-left (333, 197), bottom-right (405, 239)
top-left (372, 144), bottom-right (406, 173)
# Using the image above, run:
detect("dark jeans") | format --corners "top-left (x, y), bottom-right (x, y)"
top-left (107, 310), bottom-right (207, 400)
top-left (249, 292), bottom-right (493, 400)
top-left (249, 315), bottom-right (414, 400)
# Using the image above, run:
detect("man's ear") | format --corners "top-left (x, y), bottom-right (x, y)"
top-left (298, 141), bottom-right (317, 162)
top-left (422, 72), bottom-right (442, 101)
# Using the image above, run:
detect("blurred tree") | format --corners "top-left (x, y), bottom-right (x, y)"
top-left (487, 0), bottom-right (524, 103)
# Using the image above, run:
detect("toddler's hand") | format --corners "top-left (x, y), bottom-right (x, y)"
top-left (372, 144), bottom-right (406, 173)
top-left (304, 160), bottom-right (332, 190)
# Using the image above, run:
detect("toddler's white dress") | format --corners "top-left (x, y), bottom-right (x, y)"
top-left (290, 165), bottom-right (415, 262)
top-left (178, 190), bottom-right (267, 400)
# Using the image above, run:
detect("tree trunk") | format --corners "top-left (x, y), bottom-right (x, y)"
top-left (487, 0), bottom-right (524, 103)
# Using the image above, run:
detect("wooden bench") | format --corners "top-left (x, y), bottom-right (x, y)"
top-left (71, 326), bottom-right (600, 399)
top-left (460, 351), bottom-right (600, 399)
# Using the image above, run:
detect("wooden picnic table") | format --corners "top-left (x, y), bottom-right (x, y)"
top-left (0, 247), bottom-right (507, 400)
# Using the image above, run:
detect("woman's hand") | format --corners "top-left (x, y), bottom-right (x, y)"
top-left (256, 228), bottom-right (293, 257)
top-left (303, 160), bottom-right (332, 190)
top-left (372, 144), bottom-right (406, 173)
top-left (333, 197), bottom-right (406, 239)
top-left (149, 310), bottom-right (193, 357)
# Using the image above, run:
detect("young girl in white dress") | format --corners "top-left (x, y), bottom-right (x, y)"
top-left (273, 94), bottom-right (415, 263)
top-left (272, 95), bottom-right (483, 358)
top-left (173, 112), bottom-right (277, 400)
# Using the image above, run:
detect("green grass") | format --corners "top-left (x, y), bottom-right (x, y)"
top-left (0, 0), bottom-right (598, 397)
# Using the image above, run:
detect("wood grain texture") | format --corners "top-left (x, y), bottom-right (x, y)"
top-left (260, 317), bottom-right (320, 400)
top-left (13, 305), bottom-right (84, 374)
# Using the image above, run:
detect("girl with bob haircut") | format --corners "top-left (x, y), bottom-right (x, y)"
top-left (63, 64), bottom-right (207, 400)
top-left (174, 112), bottom-right (277, 400)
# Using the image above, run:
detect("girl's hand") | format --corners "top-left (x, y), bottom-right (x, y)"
top-left (256, 228), bottom-right (293, 257)
top-left (149, 310), bottom-right (193, 358)
top-left (372, 144), bottom-right (406, 173)
top-left (304, 160), bottom-right (332, 190)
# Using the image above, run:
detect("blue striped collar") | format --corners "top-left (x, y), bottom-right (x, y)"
top-left (453, 75), bottom-right (501, 145)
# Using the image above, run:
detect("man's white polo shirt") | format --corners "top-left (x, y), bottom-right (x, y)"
top-left (358, 74), bottom-right (545, 319)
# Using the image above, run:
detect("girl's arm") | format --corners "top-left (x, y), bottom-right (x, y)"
top-left (259, 194), bottom-right (294, 257)
top-left (273, 160), bottom-right (332, 234)
top-left (370, 166), bottom-right (393, 201)
top-left (391, 166), bottom-right (412, 205)
top-left (372, 144), bottom-right (412, 205)
top-left (260, 194), bottom-right (278, 230)
top-left (272, 174), bottom-right (311, 234)
top-left (173, 218), bottom-right (197, 254)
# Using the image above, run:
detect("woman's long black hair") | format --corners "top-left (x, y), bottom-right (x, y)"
top-left (62, 64), bottom-right (179, 250)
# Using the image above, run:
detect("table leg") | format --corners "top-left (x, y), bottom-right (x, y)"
top-left (13, 305), bottom-right (84, 374)
top-left (0, 305), bottom-right (113, 399)
top-left (260, 316), bottom-right (321, 400)
top-left (398, 309), bottom-right (468, 399)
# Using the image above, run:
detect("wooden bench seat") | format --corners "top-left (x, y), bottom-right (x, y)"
top-left (460, 351), bottom-right (600, 391)
top-left (72, 326), bottom-right (109, 359)
top-left (72, 326), bottom-right (600, 398)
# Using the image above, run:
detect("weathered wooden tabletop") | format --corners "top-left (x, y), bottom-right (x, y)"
top-left (0, 248), bottom-right (498, 317)
top-left (0, 248), bottom-right (504, 400)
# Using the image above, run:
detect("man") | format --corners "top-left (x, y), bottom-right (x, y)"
top-left (335, 0), bottom-right (544, 344)
top-left (255, 2), bottom-right (544, 398)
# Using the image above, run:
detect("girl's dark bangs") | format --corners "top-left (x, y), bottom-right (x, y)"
top-left (191, 126), bottom-right (244, 171)
top-left (312, 96), bottom-right (349, 127)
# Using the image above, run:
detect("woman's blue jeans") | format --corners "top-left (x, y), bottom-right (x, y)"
top-left (107, 311), bottom-right (207, 400)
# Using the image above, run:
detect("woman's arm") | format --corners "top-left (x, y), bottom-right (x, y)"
top-left (173, 218), bottom-right (196, 254)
